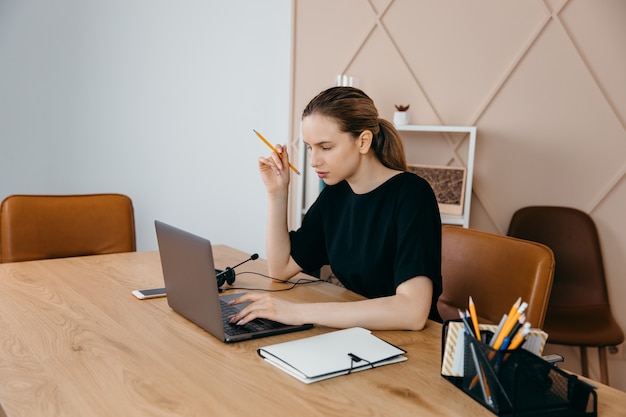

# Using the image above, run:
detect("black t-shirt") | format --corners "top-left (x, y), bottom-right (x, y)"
top-left (289, 172), bottom-right (442, 322)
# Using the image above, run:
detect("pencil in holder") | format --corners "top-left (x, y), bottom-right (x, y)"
top-left (442, 320), bottom-right (597, 417)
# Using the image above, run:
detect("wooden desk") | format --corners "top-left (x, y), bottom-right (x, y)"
top-left (0, 247), bottom-right (624, 416)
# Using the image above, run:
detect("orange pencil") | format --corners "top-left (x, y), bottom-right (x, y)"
top-left (509, 322), bottom-right (531, 350)
top-left (505, 297), bottom-right (522, 323)
top-left (493, 301), bottom-right (528, 350)
top-left (253, 129), bottom-right (301, 175)
top-left (468, 296), bottom-right (481, 342)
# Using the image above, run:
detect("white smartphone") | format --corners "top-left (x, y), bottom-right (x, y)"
top-left (132, 287), bottom-right (166, 300)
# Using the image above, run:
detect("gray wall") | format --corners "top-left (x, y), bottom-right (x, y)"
top-left (0, 1), bottom-right (293, 257)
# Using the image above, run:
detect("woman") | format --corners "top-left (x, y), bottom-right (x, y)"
top-left (230, 86), bottom-right (442, 330)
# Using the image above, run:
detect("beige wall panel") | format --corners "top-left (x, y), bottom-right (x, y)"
top-left (343, 26), bottom-right (438, 123)
top-left (383, 0), bottom-right (547, 124)
top-left (476, 21), bottom-right (626, 230)
top-left (561, 0), bottom-right (626, 116)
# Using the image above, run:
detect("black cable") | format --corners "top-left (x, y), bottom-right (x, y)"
top-left (220, 271), bottom-right (323, 292)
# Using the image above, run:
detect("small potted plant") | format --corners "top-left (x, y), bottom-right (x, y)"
top-left (393, 104), bottom-right (410, 126)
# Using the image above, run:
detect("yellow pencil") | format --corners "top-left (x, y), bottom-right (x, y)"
top-left (493, 301), bottom-right (528, 350)
top-left (253, 129), bottom-right (301, 175)
top-left (468, 296), bottom-right (481, 342)
top-left (506, 297), bottom-right (522, 322)
top-left (490, 298), bottom-right (521, 347)
top-left (509, 322), bottom-right (531, 350)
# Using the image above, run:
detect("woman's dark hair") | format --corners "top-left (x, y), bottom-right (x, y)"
top-left (302, 86), bottom-right (407, 171)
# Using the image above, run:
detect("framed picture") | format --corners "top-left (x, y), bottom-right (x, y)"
top-left (408, 164), bottom-right (467, 215)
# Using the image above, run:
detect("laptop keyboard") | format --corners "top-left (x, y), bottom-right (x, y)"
top-left (220, 300), bottom-right (285, 336)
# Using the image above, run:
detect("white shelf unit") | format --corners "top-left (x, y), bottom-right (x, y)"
top-left (395, 125), bottom-right (476, 228)
top-left (295, 124), bottom-right (476, 229)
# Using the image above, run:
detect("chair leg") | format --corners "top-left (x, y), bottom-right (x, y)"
top-left (580, 346), bottom-right (589, 377)
top-left (598, 346), bottom-right (609, 385)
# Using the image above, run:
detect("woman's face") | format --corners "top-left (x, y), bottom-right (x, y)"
top-left (302, 114), bottom-right (363, 186)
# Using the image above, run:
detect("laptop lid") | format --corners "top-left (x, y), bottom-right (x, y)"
top-left (154, 220), bottom-right (312, 343)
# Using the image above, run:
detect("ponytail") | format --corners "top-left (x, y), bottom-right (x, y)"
top-left (373, 119), bottom-right (408, 171)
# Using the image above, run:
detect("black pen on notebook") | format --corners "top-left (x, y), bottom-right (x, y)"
top-left (253, 129), bottom-right (301, 175)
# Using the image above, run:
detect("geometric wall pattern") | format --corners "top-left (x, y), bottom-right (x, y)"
top-left (291, 0), bottom-right (626, 389)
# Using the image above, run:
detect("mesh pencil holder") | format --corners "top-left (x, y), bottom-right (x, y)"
top-left (441, 320), bottom-right (597, 417)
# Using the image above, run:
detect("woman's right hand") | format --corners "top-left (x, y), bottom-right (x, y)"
top-left (258, 144), bottom-right (291, 194)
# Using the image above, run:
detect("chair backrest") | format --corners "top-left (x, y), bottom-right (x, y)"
top-left (438, 225), bottom-right (555, 328)
top-left (0, 194), bottom-right (136, 263)
top-left (507, 206), bottom-right (609, 309)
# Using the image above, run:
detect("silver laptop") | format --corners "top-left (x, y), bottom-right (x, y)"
top-left (154, 220), bottom-right (313, 343)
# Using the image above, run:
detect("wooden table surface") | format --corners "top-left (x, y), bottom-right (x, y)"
top-left (0, 247), bottom-right (624, 416)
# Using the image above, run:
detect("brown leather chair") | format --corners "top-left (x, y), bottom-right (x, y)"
top-left (508, 206), bottom-right (624, 385)
top-left (438, 225), bottom-right (555, 329)
top-left (0, 194), bottom-right (136, 263)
